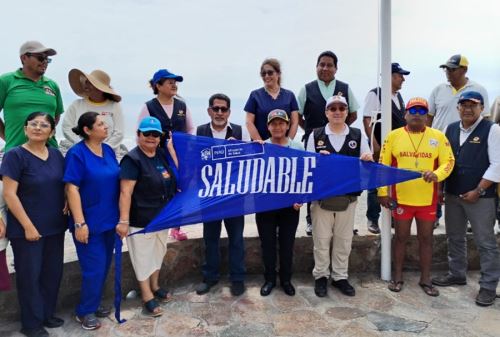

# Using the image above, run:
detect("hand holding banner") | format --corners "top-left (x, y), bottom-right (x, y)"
top-left (141, 132), bottom-right (420, 234)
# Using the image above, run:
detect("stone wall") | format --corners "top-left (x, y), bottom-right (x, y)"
top-left (0, 234), bottom-right (489, 320)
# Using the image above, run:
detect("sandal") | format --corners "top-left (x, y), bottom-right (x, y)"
top-left (143, 299), bottom-right (163, 317)
top-left (153, 288), bottom-right (173, 303)
top-left (419, 282), bottom-right (440, 297)
top-left (388, 280), bottom-right (404, 292)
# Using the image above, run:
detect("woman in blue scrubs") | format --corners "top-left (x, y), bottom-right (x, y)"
top-left (1, 112), bottom-right (66, 337)
top-left (64, 111), bottom-right (120, 331)
top-left (244, 58), bottom-right (299, 141)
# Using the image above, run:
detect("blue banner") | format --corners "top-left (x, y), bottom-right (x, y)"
top-left (140, 132), bottom-right (420, 234)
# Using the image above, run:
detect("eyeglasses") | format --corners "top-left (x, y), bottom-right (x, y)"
top-left (27, 121), bottom-right (51, 129)
top-left (408, 107), bottom-right (428, 115)
top-left (327, 106), bottom-right (347, 112)
top-left (142, 131), bottom-right (162, 138)
top-left (260, 70), bottom-right (275, 77)
top-left (26, 53), bottom-right (52, 63)
top-left (210, 106), bottom-right (229, 113)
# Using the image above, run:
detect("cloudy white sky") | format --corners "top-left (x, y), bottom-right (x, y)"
top-left (2, 0), bottom-right (500, 137)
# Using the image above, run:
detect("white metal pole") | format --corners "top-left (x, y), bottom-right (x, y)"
top-left (380, 0), bottom-right (392, 281)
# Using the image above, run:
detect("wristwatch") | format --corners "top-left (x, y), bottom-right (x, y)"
top-left (74, 221), bottom-right (87, 229)
top-left (476, 187), bottom-right (486, 196)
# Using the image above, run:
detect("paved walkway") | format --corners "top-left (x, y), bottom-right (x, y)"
top-left (1, 271), bottom-right (499, 337)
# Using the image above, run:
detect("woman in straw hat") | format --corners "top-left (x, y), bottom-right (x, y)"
top-left (61, 69), bottom-right (125, 156)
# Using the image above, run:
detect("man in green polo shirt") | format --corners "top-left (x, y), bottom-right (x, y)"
top-left (0, 40), bottom-right (63, 151)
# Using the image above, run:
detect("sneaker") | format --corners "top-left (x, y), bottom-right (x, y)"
top-left (230, 281), bottom-right (245, 296)
top-left (170, 228), bottom-right (187, 241)
top-left (331, 279), bottom-right (355, 296)
top-left (431, 273), bottom-right (467, 287)
top-left (314, 277), bottom-right (328, 297)
top-left (305, 222), bottom-right (313, 236)
top-left (476, 287), bottom-right (497, 306)
top-left (367, 220), bottom-right (380, 234)
top-left (195, 279), bottom-right (218, 295)
top-left (95, 305), bottom-right (111, 318)
top-left (75, 313), bottom-right (101, 330)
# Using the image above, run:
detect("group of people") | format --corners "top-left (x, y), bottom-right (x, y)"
top-left (0, 40), bottom-right (498, 337)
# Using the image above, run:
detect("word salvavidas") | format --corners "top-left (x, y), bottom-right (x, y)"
top-left (198, 156), bottom-right (316, 197)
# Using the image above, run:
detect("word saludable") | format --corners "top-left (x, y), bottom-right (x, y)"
top-left (198, 156), bottom-right (316, 197)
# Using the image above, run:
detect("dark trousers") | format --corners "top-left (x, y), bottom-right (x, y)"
top-left (256, 207), bottom-right (299, 283)
top-left (366, 188), bottom-right (381, 223)
top-left (202, 216), bottom-right (245, 282)
top-left (73, 229), bottom-right (114, 316)
top-left (10, 233), bottom-right (65, 330)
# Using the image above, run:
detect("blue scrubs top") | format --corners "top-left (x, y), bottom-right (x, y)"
top-left (0, 146), bottom-right (66, 238)
top-left (244, 87), bottom-right (299, 140)
top-left (63, 141), bottom-right (119, 234)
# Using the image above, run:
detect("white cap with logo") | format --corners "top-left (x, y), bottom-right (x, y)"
top-left (325, 95), bottom-right (348, 109)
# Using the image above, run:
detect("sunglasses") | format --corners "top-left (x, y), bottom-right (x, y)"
top-left (142, 131), bottom-right (162, 138)
top-left (211, 106), bottom-right (229, 113)
top-left (26, 53), bottom-right (52, 63)
top-left (327, 106), bottom-right (347, 112)
top-left (408, 107), bottom-right (428, 115)
top-left (27, 121), bottom-right (51, 129)
top-left (260, 70), bottom-right (275, 77)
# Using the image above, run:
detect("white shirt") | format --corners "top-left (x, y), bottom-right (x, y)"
top-left (362, 90), bottom-right (402, 118)
top-left (443, 117), bottom-right (500, 182)
top-left (306, 123), bottom-right (371, 156)
top-left (62, 98), bottom-right (124, 150)
top-left (428, 79), bottom-right (490, 131)
top-left (210, 123), bottom-right (250, 141)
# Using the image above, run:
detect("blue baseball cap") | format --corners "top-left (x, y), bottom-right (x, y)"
top-left (392, 62), bottom-right (410, 75)
top-left (138, 117), bottom-right (162, 133)
top-left (151, 69), bottom-right (183, 85)
top-left (458, 91), bottom-right (484, 105)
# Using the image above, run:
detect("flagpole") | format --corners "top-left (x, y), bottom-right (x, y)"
top-left (380, 0), bottom-right (392, 281)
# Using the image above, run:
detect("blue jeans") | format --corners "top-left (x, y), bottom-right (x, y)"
top-left (366, 189), bottom-right (381, 223)
top-left (202, 216), bottom-right (245, 282)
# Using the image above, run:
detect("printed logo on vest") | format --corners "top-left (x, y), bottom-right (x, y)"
top-left (348, 140), bottom-right (357, 149)
top-left (396, 207), bottom-right (404, 215)
top-left (469, 136), bottom-right (481, 144)
top-left (429, 139), bottom-right (438, 147)
top-left (178, 110), bottom-right (186, 117)
top-left (316, 139), bottom-right (326, 149)
top-left (43, 86), bottom-right (55, 96)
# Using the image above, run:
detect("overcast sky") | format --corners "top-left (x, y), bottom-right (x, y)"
top-left (2, 0), bottom-right (500, 136)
